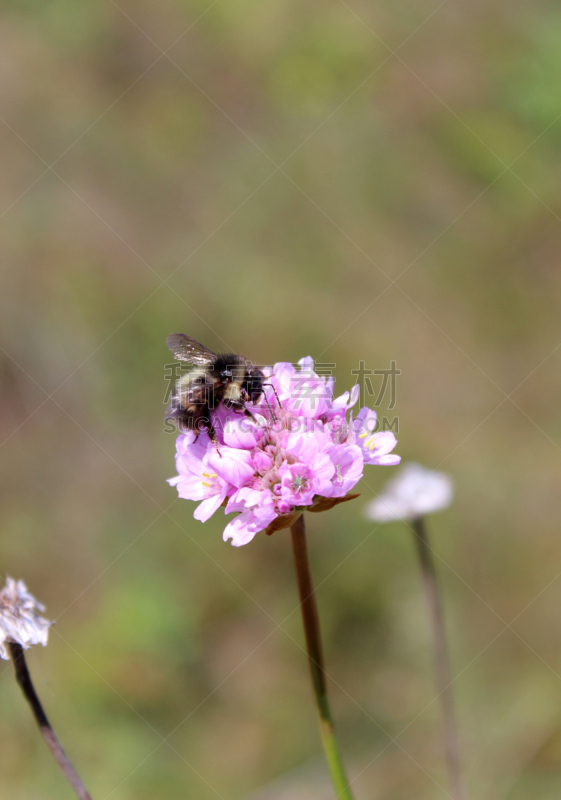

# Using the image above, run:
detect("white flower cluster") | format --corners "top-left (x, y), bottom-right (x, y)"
top-left (0, 577), bottom-right (52, 660)
top-left (365, 463), bottom-right (453, 522)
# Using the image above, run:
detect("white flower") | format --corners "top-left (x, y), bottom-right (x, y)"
top-left (0, 577), bottom-right (52, 660)
top-left (365, 463), bottom-right (453, 522)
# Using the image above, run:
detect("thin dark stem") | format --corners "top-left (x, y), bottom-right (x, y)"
top-left (290, 515), bottom-right (328, 713)
top-left (290, 514), bottom-right (354, 800)
top-left (9, 642), bottom-right (93, 800)
top-left (411, 516), bottom-right (466, 800)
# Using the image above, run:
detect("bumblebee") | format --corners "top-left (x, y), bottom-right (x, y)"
top-left (165, 334), bottom-right (266, 444)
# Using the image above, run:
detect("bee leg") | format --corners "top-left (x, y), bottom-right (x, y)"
top-left (207, 421), bottom-right (222, 457)
top-left (226, 398), bottom-right (250, 417)
top-left (262, 384), bottom-right (281, 408)
top-left (257, 384), bottom-right (280, 423)
top-left (232, 400), bottom-right (265, 427)
top-left (233, 396), bottom-right (257, 422)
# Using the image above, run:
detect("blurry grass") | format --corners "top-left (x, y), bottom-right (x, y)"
top-left (1, 1), bottom-right (561, 798)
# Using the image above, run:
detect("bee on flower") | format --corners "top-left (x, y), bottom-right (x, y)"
top-left (168, 356), bottom-right (400, 546)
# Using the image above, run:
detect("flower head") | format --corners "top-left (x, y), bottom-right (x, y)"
top-left (365, 463), bottom-right (453, 522)
top-left (168, 357), bottom-right (400, 546)
top-left (0, 577), bottom-right (52, 660)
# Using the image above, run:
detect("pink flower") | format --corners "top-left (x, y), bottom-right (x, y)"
top-left (223, 495), bottom-right (278, 547)
top-left (327, 444), bottom-right (364, 497)
top-left (354, 408), bottom-right (400, 466)
top-left (168, 435), bottom-right (231, 522)
top-left (279, 462), bottom-right (323, 506)
top-left (168, 357), bottom-right (400, 546)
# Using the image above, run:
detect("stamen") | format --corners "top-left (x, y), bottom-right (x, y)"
top-left (201, 481), bottom-right (212, 488)
top-left (365, 435), bottom-right (377, 450)
top-left (358, 431), bottom-right (369, 439)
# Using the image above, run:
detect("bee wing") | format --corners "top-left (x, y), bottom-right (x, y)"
top-left (166, 333), bottom-right (216, 365)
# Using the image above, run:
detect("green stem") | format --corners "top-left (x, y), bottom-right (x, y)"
top-left (290, 514), bottom-right (355, 800)
top-left (411, 516), bottom-right (466, 800)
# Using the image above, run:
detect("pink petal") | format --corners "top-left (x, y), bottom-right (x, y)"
top-left (223, 505), bottom-right (277, 547)
top-left (194, 493), bottom-right (226, 522)
top-left (208, 448), bottom-right (255, 488)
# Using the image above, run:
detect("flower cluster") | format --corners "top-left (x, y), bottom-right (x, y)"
top-left (0, 577), bottom-right (52, 660)
top-left (168, 357), bottom-right (400, 546)
top-left (365, 463), bottom-right (453, 522)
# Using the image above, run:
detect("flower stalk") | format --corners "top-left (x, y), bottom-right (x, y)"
top-left (411, 516), bottom-right (465, 800)
top-left (9, 642), bottom-right (93, 800)
top-left (290, 514), bottom-right (354, 800)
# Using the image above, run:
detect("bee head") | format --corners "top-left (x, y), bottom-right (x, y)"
top-left (245, 367), bottom-right (265, 404)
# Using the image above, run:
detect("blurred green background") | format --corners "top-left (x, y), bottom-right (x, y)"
top-left (1, 1), bottom-right (561, 798)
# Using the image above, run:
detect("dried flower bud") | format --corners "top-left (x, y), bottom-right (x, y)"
top-left (0, 577), bottom-right (52, 660)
